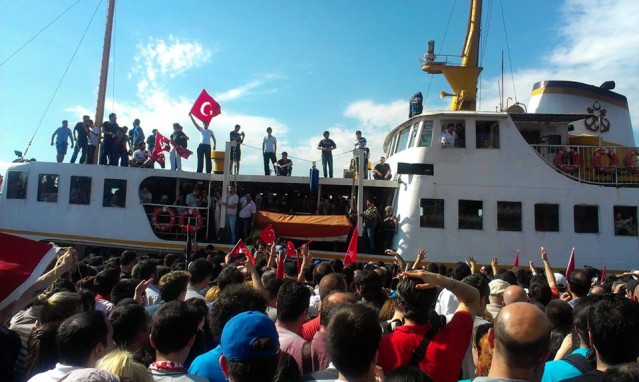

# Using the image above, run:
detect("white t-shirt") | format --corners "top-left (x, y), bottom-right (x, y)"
top-left (238, 197), bottom-right (256, 218)
top-left (263, 135), bottom-right (277, 153)
top-left (133, 149), bottom-right (147, 162)
top-left (226, 193), bottom-right (239, 215)
top-left (89, 127), bottom-right (99, 146)
top-left (199, 129), bottom-right (215, 145)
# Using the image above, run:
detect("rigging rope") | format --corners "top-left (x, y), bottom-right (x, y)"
top-left (23, 0), bottom-right (104, 158)
top-left (499, 0), bottom-right (518, 103)
top-left (424, 0), bottom-right (456, 102)
top-left (0, 0), bottom-right (83, 69)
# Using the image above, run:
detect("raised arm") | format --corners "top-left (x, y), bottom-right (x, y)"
top-left (403, 269), bottom-right (480, 316)
top-left (296, 244), bottom-right (312, 283)
top-left (385, 249), bottom-right (406, 271)
top-left (245, 254), bottom-right (264, 291)
top-left (540, 246), bottom-right (557, 290)
top-left (468, 256), bottom-right (477, 274)
top-left (189, 112), bottom-right (204, 132)
top-left (491, 257), bottom-right (499, 276)
top-left (412, 249), bottom-right (426, 270)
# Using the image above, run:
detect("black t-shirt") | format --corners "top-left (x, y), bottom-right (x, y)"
top-left (74, 122), bottom-right (88, 143)
top-left (102, 121), bottom-right (119, 145)
top-left (318, 138), bottom-right (336, 157)
top-left (374, 163), bottom-right (391, 176)
top-left (171, 131), bottom-right (188, 148)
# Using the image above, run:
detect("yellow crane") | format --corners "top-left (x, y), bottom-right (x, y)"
top-left (422, 0), bottom-right (482, 111)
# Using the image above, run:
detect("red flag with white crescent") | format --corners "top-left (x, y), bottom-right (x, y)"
top-left (229, 239), bottom-right (256, 265)
top-left (344, 225), bottom-right (358, 265)
top-left (285, 241), bottom-right (299, 272)
top-left (0, 233), bottom-right (59, 311)
top-left (513, 250), bottom-right (520, 268)
top-left (259, 224), bottom-right (277, 245)
top-left (190, 89), bottom-right (221, 123)
top-left (566, 247), bottom-right (575, 278)
top-left (151, 131), bottom-right (171, 166)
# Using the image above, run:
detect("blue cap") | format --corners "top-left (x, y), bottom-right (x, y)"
top-left (221, 311), bottom-right (280, 362)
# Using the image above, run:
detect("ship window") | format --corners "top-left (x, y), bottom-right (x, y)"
top-left (441, 120), bottom-right (466, 148)
top-left (420, 198), bottom-right (444, 228)
top-left (459, 200), bottom-right (483, 230)
top-left (476, 120), bottom-right (500, 148)
top-left (497, 201), bottom-right (522, 231)
top-left (574, 205), bottom-right (598, 233)
top-left (408, 122), bottom-right (420, 148)
top-left (613, 206), bottom-right (637, 236)
top-left (37, 174), bottom-right (59, 203)
top-left (395, 127), bottom-right (411, 153)
top-left (535, 204), bottom-right (559, 232)
top-left (103, 179), bottom-right (127, 208)
top-left (5, 171), bottom-right (27, 199)
top-left (418, 121), bottom-right (434, 147)
top-left (70, 176), bottom-right (92, 205)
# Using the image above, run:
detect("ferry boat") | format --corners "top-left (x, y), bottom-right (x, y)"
top-left (1, 0), bottom-right (637, 270)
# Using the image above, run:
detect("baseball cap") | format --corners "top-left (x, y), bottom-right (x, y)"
top-left (489, 279), bottom-right (509, 295)
top-left (221, 311), bottom-right (279, 362)
top-left (554, 273), bottom-right (568, 290)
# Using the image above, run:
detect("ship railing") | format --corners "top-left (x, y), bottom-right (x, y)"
top-left (143, 203), bottom-right (214, 243)
top-left (530, 144), bottom-right (639, 186)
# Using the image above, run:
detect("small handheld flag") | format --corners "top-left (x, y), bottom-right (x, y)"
top-left (190, 89), bottom-right (221, 123)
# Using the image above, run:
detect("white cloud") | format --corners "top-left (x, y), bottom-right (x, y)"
top-left (215, 73), bottom-right (283, 102)
top-left (131, 35), bottom-right (213, 93)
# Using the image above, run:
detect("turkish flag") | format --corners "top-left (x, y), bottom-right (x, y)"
top-left (513, 250), bottom-right (520, 268)
top-left (151, 131), bottom-right (171, 166)
top-left (259, 224), bottom-right (276, 245)
top-left (286, 241), bottom-right (299, 272)
top-left (0, 233), bottom-right (59, 311)
top-left (190, 89), bottom-right (221, 123)
top-left (229, 239), bottom-right (256, 265)
top-left (344, 225), bottom-right (358, 265)
top-left (172, 142), bottom-right (193, 159)
top-left (600, 265), bottom-right (606, 282)
top-left (565, 247), bottom-right (575, 278)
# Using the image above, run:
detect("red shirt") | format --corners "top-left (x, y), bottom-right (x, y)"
top-left (377, 310), bottom-right (473, 382)
top-left (301, 316), bottom-right (321, 341)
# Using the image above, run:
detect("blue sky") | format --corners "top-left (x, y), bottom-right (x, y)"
top-left (1, 0), bottom-right (637, 175)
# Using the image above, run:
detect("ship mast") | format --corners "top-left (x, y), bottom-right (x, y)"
top-left (422, 0), bottom-right (482, 111)
top-left (92, 0), bottom-right (115, 163)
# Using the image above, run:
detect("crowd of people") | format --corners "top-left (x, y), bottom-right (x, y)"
top-left (51, 117), bottom-right (395, 181)
top-left (2, 243), bottom-right (639, 382)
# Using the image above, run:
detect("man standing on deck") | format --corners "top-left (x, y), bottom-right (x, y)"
top-left (353, 130), bottom-right (369, 179)
top-left (263, 127), bottom-right (277, 175)
top-left (223, 184), bottom-right (239, 244)
top-left (70, 115), bottom-right (89, 164)
top-left (230, 124), bottom-right (244, 175)
top-left (51, 120), bottom-right (74, 163)
top-left (100, 113), bottom-right (119, 165)
top-left (317, 130), bottom-right (336, 178)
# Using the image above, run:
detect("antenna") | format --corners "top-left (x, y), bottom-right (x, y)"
top-left (500, 50), bottom-right (504, 112)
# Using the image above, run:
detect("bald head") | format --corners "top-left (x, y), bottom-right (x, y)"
top-left (318, 273), bottom-right (347, 300)
top-left (503, 285), bottom-right (528, 305)
top-left (320, 292), bottom-right (357, 328)
top-left (491, 302), bottom-right (550, 378)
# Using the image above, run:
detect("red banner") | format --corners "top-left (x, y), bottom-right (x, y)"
top-left (151, 131), bottom-right (171, 166)
top-left (513, 250), bottom-right (520, 268)
top-left (566, 247), bottom-right (575, 278)
top-left (190, 89), bottom-right (221, 123)
top-left (172, 142), bottom-right (193, 159)
top-left (344, 225), bottom-right (358, 265)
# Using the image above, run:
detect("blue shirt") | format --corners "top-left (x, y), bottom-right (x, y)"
top-left (542, 347), bottom-right (590, 382)
top-left (54, 127), bottom-right (73, 145)
top-left (188, 344), bottom-right (225, 382)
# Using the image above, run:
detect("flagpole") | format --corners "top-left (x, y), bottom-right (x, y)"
top-left (93, 0), bottom-right (116, 164)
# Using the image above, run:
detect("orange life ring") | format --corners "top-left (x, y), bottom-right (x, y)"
top-left (152, 207), bottom-right (176, 231)
top-left (625, 150), bottom-right (639, 174)
top-left (179, 209), bottom-right (203, 232)
top-left (592, 148), bottom-right (618, 174)
top-left (554, 150), bottom-right (582, 173)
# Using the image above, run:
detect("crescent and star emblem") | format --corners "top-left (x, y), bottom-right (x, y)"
top-left (200, 101), bottom-right (213, 116)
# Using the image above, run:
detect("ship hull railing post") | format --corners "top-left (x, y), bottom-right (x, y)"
top-left (219, 141), bottom-right (233, 234)
top-left (357, 149), bottom-right (364, 236)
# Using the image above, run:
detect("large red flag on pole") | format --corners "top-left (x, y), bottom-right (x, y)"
top-left (229, 239), bottom-right (256, 265)
top-left (190, 89), bottom-right (221, 123)
top-left (565, 247), bottom-right (576, 278)
top-left (259, 224), bottom-right (276, 245)
top-left (513, 250), bottom-right (520, 268)
top-left (0, 233), bottom-right (59, 311)
top-left (344, 225), bottom-right (358, 265)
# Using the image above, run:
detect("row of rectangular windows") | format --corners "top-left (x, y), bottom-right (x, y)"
top-left (4, 172), bottom-right (127, 208)
top-left (420, 199), bottom-right (637, 236)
